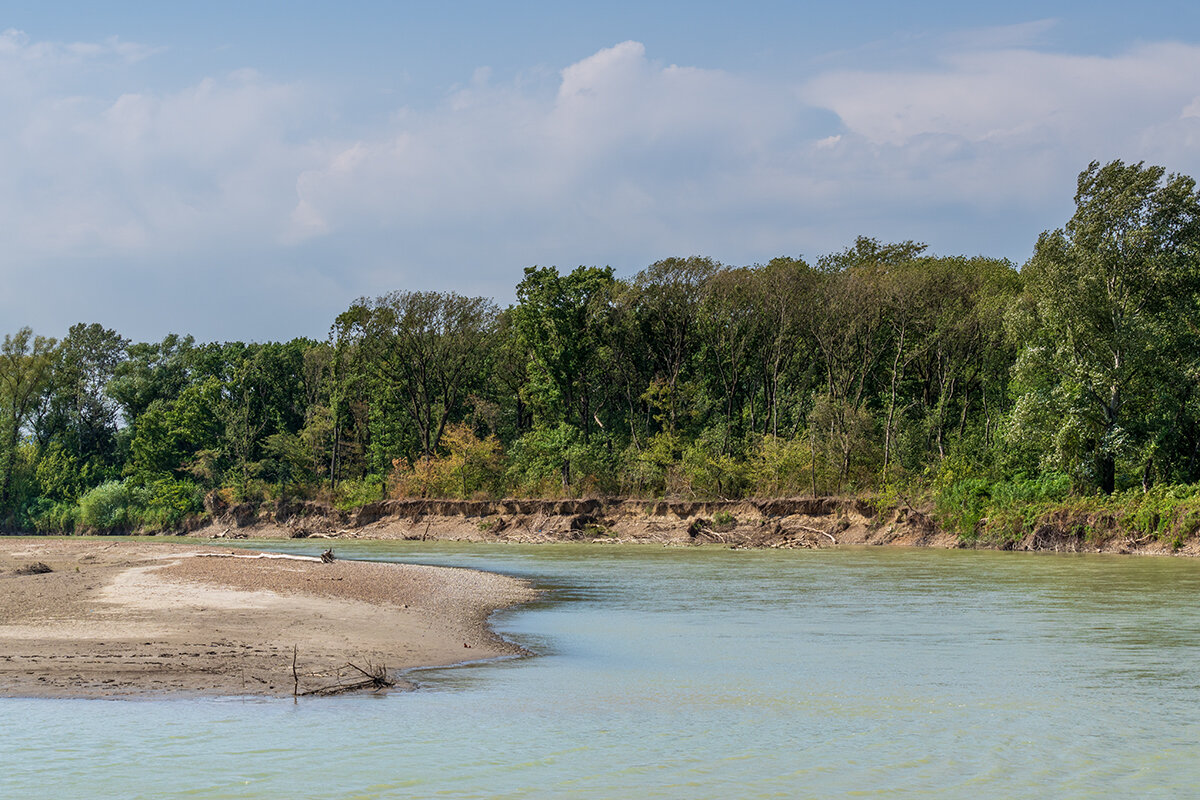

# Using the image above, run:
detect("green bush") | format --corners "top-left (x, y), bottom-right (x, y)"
top-left (27, 498), bottom-right (77, 533)
top-left (618, 433), bottom-right (679, 497)
top-left (506, 423), bottom-right (615, 496)
top-left (77, 480), bottom-right (131, 532)
top-left (934, 472), bottom-right (1073, 538)
top-left (747, 435), bottom-right (814, 497)
top-left (680, 432), bottom-right (749, 499)
top-left (130, 477), bottom-right (204, 530)
top-left (333, 476), bottom-right (387, 510)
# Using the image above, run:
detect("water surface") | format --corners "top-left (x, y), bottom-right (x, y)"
top-left (4, 543), bottom-right (1198, 798)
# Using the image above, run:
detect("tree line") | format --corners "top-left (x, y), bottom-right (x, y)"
top-left (3, 159), bottom-right (1200, 533)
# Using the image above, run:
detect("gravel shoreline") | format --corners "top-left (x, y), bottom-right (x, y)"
top-left (0, 538), bottom-right (537, 699)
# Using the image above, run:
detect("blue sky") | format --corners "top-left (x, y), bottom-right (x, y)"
top-left (2, 1), bottom-right (1199, 341)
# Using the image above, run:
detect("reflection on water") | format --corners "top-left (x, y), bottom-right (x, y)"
top-left (5, 543), bottom-right (1200, 798)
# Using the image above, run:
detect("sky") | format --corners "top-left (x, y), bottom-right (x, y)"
top-left (2, 0), bottom-right (1199, 342)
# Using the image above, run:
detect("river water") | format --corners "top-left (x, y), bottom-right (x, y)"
top-left (3, 543), bottom-right (1199, 799)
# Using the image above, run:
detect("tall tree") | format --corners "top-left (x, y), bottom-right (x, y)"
top-left (633, 256), bottom-right (718, 433)
top-left (108, 334), bottom-right (197, 425)
top-left (37, 323), bottom-right (129, 468)
top-left (512, 265), bottom-right (617, 439)
top-left (752, 257), bottom-right (819, 439)
top-left (0, 329), bottom-right (57, 514)
top-left (358, 291), bottom-right (498, 459)
top-left (1020, 160), bottom-right (1200, 492)
top-left (697, 266), bottom-right (762, 450)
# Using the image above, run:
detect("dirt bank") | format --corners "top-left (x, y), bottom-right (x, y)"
top-left (0, 538), bottom-right (536, 699)
top-left (184, 495), bottom-right (1200, 555)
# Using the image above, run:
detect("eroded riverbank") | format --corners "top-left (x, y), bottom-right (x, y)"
top-left (187, 496), bottom-right (1200, 556)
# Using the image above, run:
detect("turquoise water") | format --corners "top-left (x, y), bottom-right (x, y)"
top-left (4, 543), bottom-right (1200, 798)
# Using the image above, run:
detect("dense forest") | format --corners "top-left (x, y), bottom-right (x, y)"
top-left (5, 160), bottom-right (1200, 539)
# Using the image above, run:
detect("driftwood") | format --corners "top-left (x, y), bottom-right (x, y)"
top-left (191, 552), bottom-right (322, 562)
top-left (299, 661), bottom-right (395, 696)
top-left (794, 524), bottom-right (837, 544)
top-left (320, 549), bottom-right (335, 563)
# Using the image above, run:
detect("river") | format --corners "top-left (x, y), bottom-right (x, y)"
top-left (3, 543), bottom-right (1198, 798)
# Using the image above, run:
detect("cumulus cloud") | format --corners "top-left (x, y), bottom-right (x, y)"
top-left (3, 28), bottom-right (1200, 340)
top-left (803, 41), bottom-right (1200, 149)
top-left (290, 35), bottom-right (1200, 287)
top-left (287, 40), bottom-right (803, 268)
top-left (0, 56), bottom-right (315, 260)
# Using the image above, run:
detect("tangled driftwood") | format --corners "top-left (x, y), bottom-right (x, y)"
top-left (300, 660), bottom-right (395, 696)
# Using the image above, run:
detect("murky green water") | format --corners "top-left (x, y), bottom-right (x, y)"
top-left (4, 543), bottom-right (1200, 798)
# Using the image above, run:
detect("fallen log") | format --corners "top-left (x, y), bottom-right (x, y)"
top-left (190, 552), bottom-right (322, 562)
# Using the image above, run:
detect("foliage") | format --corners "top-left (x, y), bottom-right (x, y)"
top-left (391, 423), bottom-right (505, 499)
top-left (5, 161), bottom-right (1200, 544)
top-left (1018, 160), bottom-right (1200, 493)
top-left (129, 477), bottom-right (204, 530)
top-left (504, 423), bottom-right (614, 496)
top-left (77, 480), bottom-right (131, 532)
top-left (747, 435), bottom-right (814, 497)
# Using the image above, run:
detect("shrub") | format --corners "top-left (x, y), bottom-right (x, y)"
top-left (680, 432), bottom-right (749, 499)
top-left (506, 424), bottom-right (614, 497)
top-left (392, 423), bottom-right (505, 499)
top-left (618, 433), bottom-right (680, 497)
top-left (28, 498), bottom-right (77, 534)
top-left (333, 476), bottom-right (387, 510)
top-left (77, 481), bottom-right (131, 532)
top-left (747, 435), bottom-right (814, 496)
top-left (130, 477), bottom-right (204, 530)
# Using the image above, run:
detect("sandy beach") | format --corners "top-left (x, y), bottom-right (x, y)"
top-left (0, 538), bottom-right (536, 699)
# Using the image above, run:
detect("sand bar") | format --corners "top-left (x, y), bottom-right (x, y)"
top-left (0, 538), bottom-right (537, 698)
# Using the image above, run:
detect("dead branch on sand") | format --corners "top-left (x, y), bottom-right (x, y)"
top-left (189, 552), bottom-right (323, 563)
top-left (300, 660), bottom-right (395, 696)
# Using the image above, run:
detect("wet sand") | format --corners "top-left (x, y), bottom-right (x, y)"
top-left (0, 538), bottom-right (536, 698)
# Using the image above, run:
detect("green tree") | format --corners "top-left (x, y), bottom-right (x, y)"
top-left (37, 323), bottom-right (129, 473)
top-left (512, 265), bottom-right (617, 439)
top-left (632, 256), bottom-right (718, 434)
top-left (0, 328), bottom-right (57, 516)
top-left (1020, 160), bottom-right (1200, 493)
top-left (357, 291), bottom-right (498, 460)
top-left (108, 334), bottom-right (197, 424)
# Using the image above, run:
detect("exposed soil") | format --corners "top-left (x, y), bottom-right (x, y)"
top-left (184, 495), bottom-right (1200, 556)
top-left (0, 538), bottom-right (536, 699)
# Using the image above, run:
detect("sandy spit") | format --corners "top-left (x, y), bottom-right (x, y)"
top-left (0, 538), bottom-right (537, 699)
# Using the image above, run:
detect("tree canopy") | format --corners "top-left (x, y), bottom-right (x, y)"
top-left (4, 160), bottom-right (1200, 532)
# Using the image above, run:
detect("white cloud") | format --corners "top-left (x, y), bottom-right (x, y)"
top-left (0, 67), bottom-right (315, 259)
top-left (0, 27), bottom-right (160, 71)
top-left (3, 28), bottom-right (1200, 341)
top-left (287, 40), bottom-right (799, 262)
top-left (803, 42), bottom-right (1200, 149)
